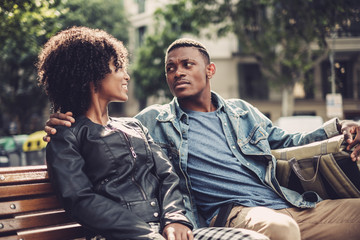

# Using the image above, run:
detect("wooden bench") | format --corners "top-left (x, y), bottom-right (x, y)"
top-left (0, 165), bottom-right (87, 240)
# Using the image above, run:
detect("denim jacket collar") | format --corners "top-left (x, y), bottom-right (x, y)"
top-left (156, 97), bottom-right (185, 122)
top-left (156, 91), bottom-right (249, 122)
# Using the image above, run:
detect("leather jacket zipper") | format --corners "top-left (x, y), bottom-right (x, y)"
top-left (121, 131), bottom-right (147, 200)
top-left (122, 132), bottom-right (137, 159)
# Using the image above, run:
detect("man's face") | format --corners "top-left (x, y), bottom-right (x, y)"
top-left (165, 47), bottom-right (210, 100)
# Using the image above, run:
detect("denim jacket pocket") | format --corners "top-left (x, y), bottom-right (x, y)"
top-left (245, 125), bottom-right (271, 155)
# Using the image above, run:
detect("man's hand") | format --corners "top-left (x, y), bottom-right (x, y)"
top-left (339, 120), bottom-right (360, 161)
top-left (43, 112), bottom-right (75, 142)
top-left (162, 223), bottom-right (193, 240)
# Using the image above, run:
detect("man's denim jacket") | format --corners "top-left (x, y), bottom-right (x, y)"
top-left (135, 92), bottom-right (340, 228)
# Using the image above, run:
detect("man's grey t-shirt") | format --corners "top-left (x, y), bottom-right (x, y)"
top-left (184, 109), bottom-right (290, 224)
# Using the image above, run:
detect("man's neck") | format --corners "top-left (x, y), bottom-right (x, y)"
top-left (178, 97), bottom-right (216, 112)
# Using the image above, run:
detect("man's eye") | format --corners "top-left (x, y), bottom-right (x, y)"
top-left (166, 67), bottom-right (174, 72)
top-left (184, 62), bottom-right (193, 68)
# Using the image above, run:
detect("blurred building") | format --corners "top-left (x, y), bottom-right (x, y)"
top-left (124, 0), bottom-right (360, 122)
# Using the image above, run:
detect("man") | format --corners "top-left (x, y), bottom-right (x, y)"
top-left (45, 38), bottom-right (360, 240)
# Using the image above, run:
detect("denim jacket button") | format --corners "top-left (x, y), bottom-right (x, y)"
top-left (150, 201), bottom-right (156, 207)
top-left (153, 212), bottom-right (159, 217)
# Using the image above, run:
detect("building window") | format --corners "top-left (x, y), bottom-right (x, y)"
top-left (137, 0), bottom-right (145, 13)
top-left (237, 63), bottom-right (269, 100)
top-left (137, 26), bottom-right (147, 46)
top-left (303, 69), bottom-right (315, 99)
top-left (321, 60), bottom-right (354, 99)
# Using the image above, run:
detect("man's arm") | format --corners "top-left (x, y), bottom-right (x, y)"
top-left (43, 112), bottom-right (75, 142)
top-left (44, 112), bottom-right (360, 161)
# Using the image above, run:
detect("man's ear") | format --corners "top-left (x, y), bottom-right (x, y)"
top-left (206, 63), bottom-right (216, 79)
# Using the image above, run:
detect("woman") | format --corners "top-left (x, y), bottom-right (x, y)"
top-left (37, 26), bottom-right (192, 240)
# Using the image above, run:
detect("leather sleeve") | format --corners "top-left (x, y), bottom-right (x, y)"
top-left (46, 126), bottom-right (156, 240)
top-left (139, 122), bottom-right (193, 231)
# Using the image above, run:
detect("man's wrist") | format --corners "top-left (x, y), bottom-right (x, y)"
top-left (323, 118), bottom-right (342, 138)
top-left (336, 119), bottom-right (342, 134)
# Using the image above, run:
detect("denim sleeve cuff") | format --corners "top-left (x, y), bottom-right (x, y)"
top-left (323, 117), bottom-right (340, 138)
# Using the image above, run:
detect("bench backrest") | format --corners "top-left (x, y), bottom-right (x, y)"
top-left (0, 165), bottom-right (86, 240)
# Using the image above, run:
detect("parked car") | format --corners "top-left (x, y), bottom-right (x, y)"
top-left (274, 116), bottom-right (324, 133)
top-left (0, 135), bottom-right (28, 166)
top-left (23, 130), bottom-right (47, 165)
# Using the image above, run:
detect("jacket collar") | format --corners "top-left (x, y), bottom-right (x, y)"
top-left (156, 91), bottom-right (248, 122)
top-left (155, 98), bottom-right (179, 122)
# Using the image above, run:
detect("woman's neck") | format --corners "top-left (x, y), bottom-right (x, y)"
top-left (86, 108), bottom-right (109, 125)
top-left (86, 99), bottom-right (109, 126)
top-left (86, 82), bottom-right (110, 125)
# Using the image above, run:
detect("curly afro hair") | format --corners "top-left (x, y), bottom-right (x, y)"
top-left (37, 26), bottom-right (128, 117)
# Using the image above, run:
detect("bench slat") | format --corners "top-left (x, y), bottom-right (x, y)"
top-left (0, 170), bottom-right (48, 185)
top-left (0, 224), bottom-right (86, 240)
top-left (18, 224), bottom-right (86, 240)
top-left (0, 183), bottom-right (53, 199)
top-left (0, 166), bottom-right (47, 175)
top-left (0, 196), bottom-right (62, 216)
top-left (0, 166), bottom-right (86, 240)
top-left (0, 210), bottom-right (73, 233)
top-left (0, 235), bottom-right (18, 240)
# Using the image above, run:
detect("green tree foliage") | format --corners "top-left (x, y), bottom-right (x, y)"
top-left (200, 0), bottom-right (357, 86)
top-left (131, 0), bottom-right (201, 108)
top-left (171, 0), bottom-right (359, 115)
top-left (0, 0), bottom-right (61, 135)
top-left (133, 0), bottom-right (359, 115)
top-left (131, 29), bottom-right (178, 109)
top-left (58, 0), bottom-right (128, 43)
top-left (0, 0), bottom-right (128, 135)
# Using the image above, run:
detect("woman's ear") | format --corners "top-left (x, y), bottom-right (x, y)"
top-left (206, 63), bottom-right (216, 79)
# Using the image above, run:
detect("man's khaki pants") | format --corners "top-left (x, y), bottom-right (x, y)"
top-left (210, 199), bottom-right (360, 240)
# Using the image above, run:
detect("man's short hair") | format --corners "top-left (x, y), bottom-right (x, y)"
top-left (165, 38), bottom-right (210, 64)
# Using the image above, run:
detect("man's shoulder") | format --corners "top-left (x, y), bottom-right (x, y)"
top-left (135, 103), bottom-right (171, 126)
top-left (223, 97), bottom-right (255, 110)
top-left (135, 103), bottom-right (172, 119)
top-left (211, 92), bottom-right (252, 109)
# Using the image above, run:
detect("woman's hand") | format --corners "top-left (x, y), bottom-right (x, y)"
top-left (162, 223), bottom-right (193, 240)
top-left (43, 112), bottom-right (75, 142)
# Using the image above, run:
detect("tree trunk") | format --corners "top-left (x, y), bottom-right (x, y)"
top-left (138, 98), bottom-right (147, 112)
top-left (281, 84), bottom-right (295, 117)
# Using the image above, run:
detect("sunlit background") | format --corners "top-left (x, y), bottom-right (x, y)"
top-left (1, 0), bottom-right (360, 166)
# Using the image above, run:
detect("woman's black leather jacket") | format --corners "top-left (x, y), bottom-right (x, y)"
top-left (46, 116), bottom-right (192, 239)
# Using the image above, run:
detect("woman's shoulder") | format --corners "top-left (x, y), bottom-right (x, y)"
top-left (54, 115), bottom-right (97, 137)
